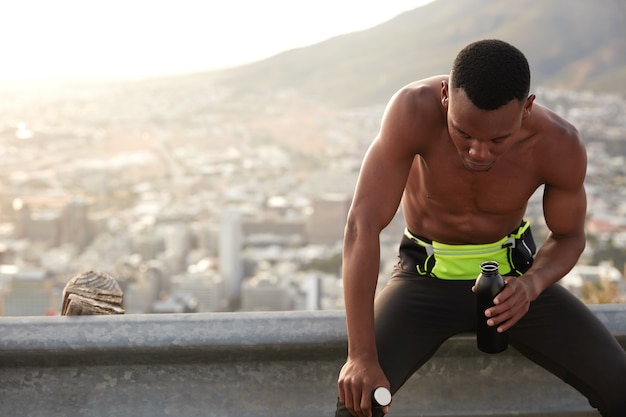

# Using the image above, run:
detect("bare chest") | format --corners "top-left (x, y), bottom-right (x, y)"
top-left (407, 153), bottom-right (539, 216)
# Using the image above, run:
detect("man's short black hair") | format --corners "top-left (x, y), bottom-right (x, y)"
top-left (450, 39), bottom-right (531, 110)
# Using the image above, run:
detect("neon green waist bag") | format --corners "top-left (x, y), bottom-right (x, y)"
top-left (403, 220), bottom-right (535, 280)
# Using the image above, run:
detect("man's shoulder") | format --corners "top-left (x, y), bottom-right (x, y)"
top-left (530, 104), bottom-right (584, 150)
top-left (386, 75), bottom-right (447, 122)
top-left (394, 75), bottom-right (447, 103)
top-left (527, 104), bottom-right (586, 185)
top-left (375, 76), bottom-right (447, 155)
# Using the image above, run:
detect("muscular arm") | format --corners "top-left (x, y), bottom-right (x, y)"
top-left (343, 139), bottom-right (408, 361)
top-left (524, 182), bottom-right (587, 298)
top-left (338, 86), bottom-right (433, 416)
top-left (489, 123), bottom-right (587, 332)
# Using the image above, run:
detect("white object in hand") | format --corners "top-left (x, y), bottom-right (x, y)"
top-left (372, 386), bottom-right (392, 407)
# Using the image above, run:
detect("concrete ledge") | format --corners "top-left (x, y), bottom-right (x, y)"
top-left (0, 305), bottom-right (624, 417)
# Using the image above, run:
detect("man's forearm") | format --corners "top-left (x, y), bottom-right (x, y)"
top-left (342, 236), bottom-right (382, 360)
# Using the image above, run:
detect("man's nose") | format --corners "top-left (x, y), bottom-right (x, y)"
top-left (468, 142), bottom-right (490, 160)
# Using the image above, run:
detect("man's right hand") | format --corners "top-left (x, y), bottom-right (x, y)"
top-left (337, 356), bottom-right (391, 417)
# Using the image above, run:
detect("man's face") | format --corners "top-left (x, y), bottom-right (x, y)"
top-left (441, 82), bottom-right (533, 172)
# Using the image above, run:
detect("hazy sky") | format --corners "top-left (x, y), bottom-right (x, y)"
top-left (1, 0), bottom-right (435, 83)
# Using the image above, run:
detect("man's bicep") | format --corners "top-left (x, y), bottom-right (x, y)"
top-left (542, 184), bottom-right (587, 237)
top-left (349, 86), bottom-right (425, 231)
top-left (539, 125), bottom-right (588, 238)
top-left (350, 140), bottom-right (413, 230)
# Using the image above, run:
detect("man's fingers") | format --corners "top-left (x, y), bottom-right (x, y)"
top-left (341, 384), bottom-right (370, 417)
top-left (360, 391), bottom-right (373, 417)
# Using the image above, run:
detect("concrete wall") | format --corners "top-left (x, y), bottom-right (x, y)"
top-left (1, 305), bottom-right (624, 417)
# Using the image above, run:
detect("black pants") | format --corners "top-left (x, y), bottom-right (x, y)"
top-left (335, 236), bottom-right (626, 416)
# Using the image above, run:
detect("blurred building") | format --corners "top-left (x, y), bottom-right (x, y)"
top-left (301, 274), bottom-right (322, 310)
top-left (240, 261), bottom-right (296, 311)
top-left (220, 208), bottom-right (243, 307)
top-left (59, 198), bottom-right (91, 250)
top-left (12, 197), bottom-right (95, 250)
top-left (192, 221), bottom-right (219, 257)
top-left (241, 275), bottom-right (295, 311)
top-left (122, 280), bottom-right (152, 314)
top-left (168, 270), bottom-right (226, 312)
top-left (242, 217), bottom-right (306, 238)
top-left (307, 194), bottom-right (350, 245)
top-left (158, 220), bottom-right (192, 274)
top-left (0, 267), bottom-right (56, 316)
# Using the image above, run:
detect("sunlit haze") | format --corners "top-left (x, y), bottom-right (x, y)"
top-left (0, 0), bottom-right (435, 85)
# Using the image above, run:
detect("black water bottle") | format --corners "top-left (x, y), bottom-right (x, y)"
top-left (475, 260), bottom-right (508, 353)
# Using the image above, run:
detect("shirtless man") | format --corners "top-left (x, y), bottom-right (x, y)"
top-left (335, 39), bottom-right (626, 417)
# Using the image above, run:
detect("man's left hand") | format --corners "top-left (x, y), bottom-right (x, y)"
top-left (480, 276), bottom-right (533, 332)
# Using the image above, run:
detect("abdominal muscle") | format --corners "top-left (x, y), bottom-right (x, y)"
top-left (403, 202), bottom-right (526, 245)
top-left (402, 160), bottom-right (534, 244)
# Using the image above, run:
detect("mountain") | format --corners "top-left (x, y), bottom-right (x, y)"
top-left (203, 0), bottom-right (626, 108)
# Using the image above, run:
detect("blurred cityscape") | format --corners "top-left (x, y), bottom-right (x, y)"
top-left (1, 81), bottom-right (625, 316)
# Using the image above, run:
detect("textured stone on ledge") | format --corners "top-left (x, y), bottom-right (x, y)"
top-left (61, 270), bottom-right (125, 316)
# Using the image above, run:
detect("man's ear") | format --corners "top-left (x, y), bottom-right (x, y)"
top-left (523, 94), bottom-right (536, 118)
top-left (441, 80), bottom-right (449, 106)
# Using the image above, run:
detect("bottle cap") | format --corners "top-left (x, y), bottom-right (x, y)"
top-left (372, 386), bottom-right (392, 407)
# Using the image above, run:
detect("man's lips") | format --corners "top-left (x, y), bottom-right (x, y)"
top-left (464, 159), bottom-right (493, 170)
